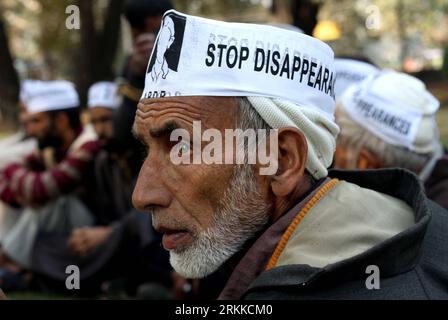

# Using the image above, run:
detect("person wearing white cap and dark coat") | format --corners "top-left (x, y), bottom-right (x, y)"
top-left (30, 82), bottom-right (172, 297)
top-left (424, 153), bottom-right (448, 208)
top-left (334, 71), bottom-right (448, 209)
top-left (87, 82), bottom-right (121, 145)
top-left (131, 10), bottom-right (448, 300)
top-left (0, 80), bottom-right (100, 291)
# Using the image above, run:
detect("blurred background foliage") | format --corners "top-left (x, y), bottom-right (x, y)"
top-left (0, 0), bottom-right (447, 141)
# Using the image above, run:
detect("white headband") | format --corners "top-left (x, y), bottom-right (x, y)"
top-left (21, 80), bottom-right (79, 114)
top-left (142, 10), bottom-right (337, 121)
top-left (334, 58), bottom-right (379, 100)
top-left (341, 72), bottom-right (440, 151)
top-left (88, 82), bottom-right (120, 109)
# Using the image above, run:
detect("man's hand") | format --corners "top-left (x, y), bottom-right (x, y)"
top-left (67, 226), bottom-right (113, 257)
top-left (129, 33), bottom-right (155, 77)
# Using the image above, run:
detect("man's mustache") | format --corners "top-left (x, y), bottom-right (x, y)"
top-left (151, 210), bottom-right (196, 235)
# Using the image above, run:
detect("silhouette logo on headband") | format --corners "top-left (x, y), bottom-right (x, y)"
top-left (148, 12), bottom-right (186, 82)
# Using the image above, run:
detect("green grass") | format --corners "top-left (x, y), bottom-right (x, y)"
top-left (5, 292), bottom-right (75, 300)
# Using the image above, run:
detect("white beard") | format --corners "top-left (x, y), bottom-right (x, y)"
top-left (169, 164), bottom-right (270, 279)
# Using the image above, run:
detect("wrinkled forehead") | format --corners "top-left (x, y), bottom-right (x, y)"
top-left (136, 96), bottom-right (239, 129)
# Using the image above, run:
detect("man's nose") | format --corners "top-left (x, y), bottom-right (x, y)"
top-left (132, 158), bottom-right (172, 211)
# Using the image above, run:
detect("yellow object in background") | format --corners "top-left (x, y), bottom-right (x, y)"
top-left (313, 20), bottom-right (341, 41)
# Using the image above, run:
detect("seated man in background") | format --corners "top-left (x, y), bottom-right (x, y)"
top-left (31, 81), bottom-right (171, 298)
top-left (0, 80), bottom-right (100, 291)
top-left (334, 71), bottom-right (448, 208)
top-left (68, 81), bottom-right (126, 249)
top-left (132, 10), bottom-right (448, 300)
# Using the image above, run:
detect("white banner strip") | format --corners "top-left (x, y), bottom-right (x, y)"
top-left (142, 10), bottom-right (337, 121)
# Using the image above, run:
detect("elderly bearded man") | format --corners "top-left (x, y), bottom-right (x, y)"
top-left (132, 10), bottom-right (448, 300)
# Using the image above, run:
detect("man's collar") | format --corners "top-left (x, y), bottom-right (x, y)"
top-left (244, 168), bottom-right (432, 296)
top-left (217, 177), bottom-right (330, 299)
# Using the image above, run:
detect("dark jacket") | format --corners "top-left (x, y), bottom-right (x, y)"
top-left (425, 155), bottom-right (448, 209)
top-left (242, 169), bottom-right (448, 300)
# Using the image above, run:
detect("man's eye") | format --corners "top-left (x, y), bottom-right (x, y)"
top-left (177, 142), bottom-right (190, 156)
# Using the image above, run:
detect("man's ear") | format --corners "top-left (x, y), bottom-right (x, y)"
top-left (357, 148), bottom-right (383, 169)
top-left (270, 127), bottom-right (308, 197)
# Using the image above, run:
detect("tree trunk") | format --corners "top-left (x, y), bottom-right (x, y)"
top-left (76, 0), bottom-right (96, 107)
top-left (290, 0), bottom-right (320, 36)
top-left (0, 14), bottom-right (20, 126)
